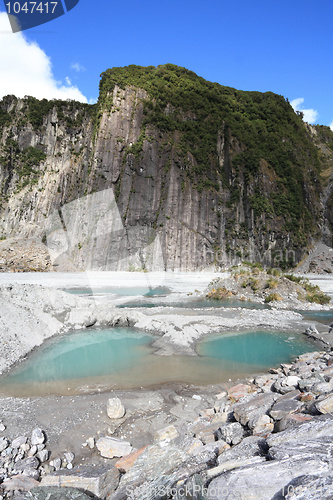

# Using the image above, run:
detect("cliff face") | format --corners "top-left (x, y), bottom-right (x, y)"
top-left (0, 65), bottom-right (332, 271)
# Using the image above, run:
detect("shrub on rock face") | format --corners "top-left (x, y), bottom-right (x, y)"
top-left (306, 290), bottom-right (331, 305)
top-left (206, 287), bottom-right (234, 300)
top-left (285, 275), bottom-right (331, 305)
top-left (265, 278), bottom-right (278, 289)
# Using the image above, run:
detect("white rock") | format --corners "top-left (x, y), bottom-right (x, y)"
top-left (31, 428), bottom-right (45, 446)
top-left (12, 436), bottom-right (27, 449)
top-left (215, 391), bottom-right (227, 400)
top-left (50, 458), bottom-right (62, 470)
top-left (87, 437), bottom-right (95, 449)
top-left (0, 438), bottom-right (9, 452)
top-left (37, 449), bottom-right (49, 463)
top-left (107, 398), bottom-right (126, 419)
top-left (282, 376), bottom-right (301, 387)
top-left (192, 395), bottom-right (202, 400)
top-left (0, 424), bottom-right (6, 432)
top-left (28, 445), bottom-right (37, 457)
top-left (96, 437), bottom-right (132, 459)
top-left (64, 452), bottom-right (75, 464)
top-left (154, 425), bottom-right (178, 446)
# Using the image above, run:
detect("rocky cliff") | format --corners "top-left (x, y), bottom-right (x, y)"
top-left (1, 64), bottom-right (333, 271)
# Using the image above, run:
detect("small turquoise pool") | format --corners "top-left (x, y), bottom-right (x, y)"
top-left (197, 330), bottom-right (315, 368)
top-left (0, 328), bottom-right (317, 397)
top-left (3, 328), bottom-right (152, 383)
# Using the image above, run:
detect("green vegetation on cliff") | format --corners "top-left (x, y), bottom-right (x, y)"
top-left (0, 138), bottom-right (46, 191)
top-left (99, 64), bottom-right (323, 245)
top-left (26, 96), bottom-right (94, 129)
top-left (0, 65), bottom-right (330, 267)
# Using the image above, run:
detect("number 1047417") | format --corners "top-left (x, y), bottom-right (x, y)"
top-left (5, 2), bottom-right (58, 14)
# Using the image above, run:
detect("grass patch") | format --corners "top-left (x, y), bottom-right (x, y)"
top-left (206, 287), bottom-right (234, 300)
top-left (265, 292), bottom-right (282, 303)
top-left (265, 278), bottom-right (278, 289)
top-left (306, 291), bottom-right (331, 305)
top-left (285, 274), bottom-right (331, 304)
top-left (285, 274), bottom-right (303, 284)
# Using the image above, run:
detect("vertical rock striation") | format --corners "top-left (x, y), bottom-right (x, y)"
top-left (0, 65), bottom-right (332, 271)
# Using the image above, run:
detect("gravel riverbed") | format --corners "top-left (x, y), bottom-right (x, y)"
top-left (0, 272), bottom-right (332, 499)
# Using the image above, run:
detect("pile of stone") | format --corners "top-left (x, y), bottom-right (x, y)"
top-left (0, 238), bottom-right (52, 273)
top-left (92, 350), bottom-right (333, 500)
top-left (0, 428), bottom-right (76, 499)
top-left (99, 351), bottom-right (333, 499)
top-left (2, 351), bottom-right (333, 499)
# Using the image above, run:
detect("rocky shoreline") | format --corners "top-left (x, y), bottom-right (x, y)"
top-left (0, 349), bottom-right (333, 499)
top-left (0, 276), bottom-right (332, 499)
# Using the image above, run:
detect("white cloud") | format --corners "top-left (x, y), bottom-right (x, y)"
top-left (290, 97), bottom-right (318, 124)
top-left (330, 121), bottom-right (333, 132)
top-left (71, 62), bottom-right (86, 72)
top-left (89, 97), bottom-right (98, 104)
top-left (0, 12), bottom-right (87, 102)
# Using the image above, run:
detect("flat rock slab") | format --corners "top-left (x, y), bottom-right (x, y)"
top-left (207, 455), bottom-right (330, 500)
top-left (269, 398), bottom-right (302, 421)
top-left (227, 384), bottom-right (253, 401)
top-left (119, 444), bottom-right (188, 488)
top-left (28, 486), bottom-right (93, 500)
top-left (272, 474), bottom-right (333, 500)
top-left (274, 413), bottom-right (313, 433)
top-left (233, 393), bottom-right (278, 428)
top-left (218, 436), bottom-right (265, 465)
top-left (114, 446), bottom-right (147, 473)
top-left (315, 394), bottom-right (333, 414)
top-left (267, 416), bottom-right (333, 448)
top-left (269, 435), bottom-right (333, 462)
top-left (96, 436), bottom-right (132, 458)
top-left (40, 465), bottom-right (119, 499)
top-left (3, 474), bottom-right (40, 491)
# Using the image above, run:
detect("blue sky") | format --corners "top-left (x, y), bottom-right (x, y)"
top-left (0, 0), bottom-right (332, 128)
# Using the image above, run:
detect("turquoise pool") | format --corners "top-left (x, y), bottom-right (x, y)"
top-left (0, 327), bottom-right (316, 397)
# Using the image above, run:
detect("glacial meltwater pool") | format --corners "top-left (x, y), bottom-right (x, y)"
top-left (0, 327), bottom-right (317, 397)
